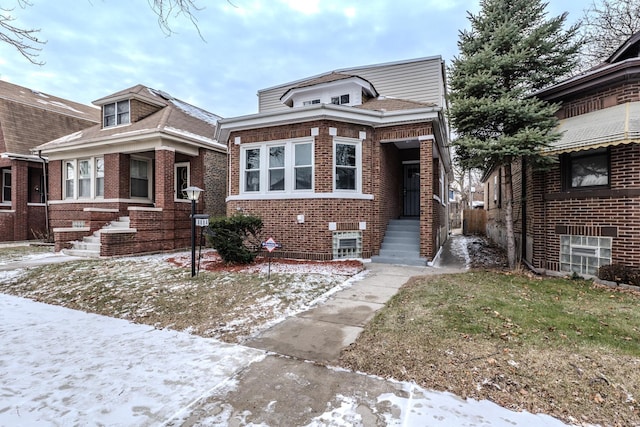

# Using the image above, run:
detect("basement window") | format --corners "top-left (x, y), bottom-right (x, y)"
top-left (333, 231), bottom-right (362, 259)
top-left (559, 235), bottom-right (612, 276)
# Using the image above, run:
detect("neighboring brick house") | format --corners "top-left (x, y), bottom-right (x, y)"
top-left (216, 57), bottom-right (452, 264)
top-left (483, 32), bottom-right (640, 275)
top-left (0, 81), bottom-right (99, 242)
top-left (35, 84), bottom-right (227, 256)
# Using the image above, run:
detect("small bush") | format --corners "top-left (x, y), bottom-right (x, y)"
top-left (598, 264), bottom-right (640, 286)
top-left (207, 213), bottom-right (263, 264)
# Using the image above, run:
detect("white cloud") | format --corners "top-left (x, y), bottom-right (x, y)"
top-left (280, 0), bottom-right (321, 15)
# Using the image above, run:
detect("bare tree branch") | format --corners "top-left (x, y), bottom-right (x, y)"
top-left (148, 0), bottom-right (206, 39)
top-left (0, 0), bottom-right (45, 65)
top-left (580, 0), bottom-right (640, 68)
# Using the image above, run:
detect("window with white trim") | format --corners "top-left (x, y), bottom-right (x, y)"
top-left (63, 157), bottom-right (105, 199)
top-left (175, 162), bottom-right (190, 200)
top-left (103, 100), bottom-right (130, 127)
top-left (244, 148), bottom-right (261, 192)
top-left (303, 99), bottom-right (320, 106)
top-left (78, 159), bottom-right (91, 198)
top-left (269, 146), bottom-right (285, 191)
top-left (333, 138), bottom-right (361, 192)
top-left (1, 169), bottom-right (11, 203)
top-left (130, 157), bottom-right (151, 199)
top-left (95, 158), bottom-right (104, 197)
top-left (331, 94), bottom-right (350, 105)
top-left (240, 138), bottom-right (314, 195)
top-left (294, 142), bottom-right (313, 190)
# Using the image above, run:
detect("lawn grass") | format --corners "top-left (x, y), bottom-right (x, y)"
top-left (340, 271), bottom-right (640, 426)
top-left (0, 256), bottom-right (349, 343)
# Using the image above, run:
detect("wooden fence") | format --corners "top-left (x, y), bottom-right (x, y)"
top-left (462, 209), bottom-right (486, 235)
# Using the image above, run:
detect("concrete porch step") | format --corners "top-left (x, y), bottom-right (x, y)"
top-left (371, 254), bottom-right (427, 266)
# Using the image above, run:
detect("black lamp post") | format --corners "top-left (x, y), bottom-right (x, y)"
top-left (183, 186), bottom-right (203, 277)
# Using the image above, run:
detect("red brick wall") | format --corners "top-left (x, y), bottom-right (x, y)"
top-left (202, 149), bottom-right (227, 218)
top-left (487, 144), bottom-right (640, 272)
top-left (226, 120), bottom-right (439, 260)
top-left (130, 99), bottom-right (162, 123)
top-left (536, 143), bottom-right (640, 270)
top-left (558, 80), bottom-right (640, 119)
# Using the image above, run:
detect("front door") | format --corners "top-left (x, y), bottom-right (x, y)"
top-left (403, 163), bottom-right (420, 216)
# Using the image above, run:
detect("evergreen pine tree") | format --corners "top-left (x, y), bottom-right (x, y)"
top-left (449, 0), bottom-right (582, 268)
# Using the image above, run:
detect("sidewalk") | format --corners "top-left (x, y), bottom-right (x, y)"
top-left (0, 237), bottom-right (571, 426)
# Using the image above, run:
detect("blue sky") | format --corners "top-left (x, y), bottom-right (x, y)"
top-left (0, 0), bottom-right (586, 118)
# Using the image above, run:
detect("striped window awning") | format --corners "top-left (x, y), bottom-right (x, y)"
top-left (545, 102), bottom-right (640, 154)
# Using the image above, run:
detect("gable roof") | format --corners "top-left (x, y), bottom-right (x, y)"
top-left (35, 84), bottom-right (225, 156)
top-left (607, 31), bottom-right (640, 64)
top-left (535, 31), bottom-right (640, 101)
top-left (0, 80), bottom-right (100, 157)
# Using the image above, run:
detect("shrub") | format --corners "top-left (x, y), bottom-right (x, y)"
top-left (206, 213), bottom-right (263, 264)
top-left (598, 264), bottom-right (640, 286)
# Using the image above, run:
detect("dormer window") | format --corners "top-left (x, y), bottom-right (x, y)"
top-left (103, 100), bottom-right (130, 127)
top-left (303, 99), bottom-right (321, 106)
top-left (331, 94), bottom-right (350, 105)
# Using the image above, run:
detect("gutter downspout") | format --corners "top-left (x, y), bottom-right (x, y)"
top-left (37, 150), bottom-right (49, 239)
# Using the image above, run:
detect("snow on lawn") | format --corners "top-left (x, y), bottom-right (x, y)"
top-left (0, 249), bottom-right (366, 343)
top-left (0, 293), bottom-right (265, 426)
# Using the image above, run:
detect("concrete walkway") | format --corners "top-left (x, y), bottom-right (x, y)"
top-left (245, 263), bottom-right (440, 363)
top-left (0, 237), bottom-right (571, 425)
top-left (245, 233), bottom-right (468, 363)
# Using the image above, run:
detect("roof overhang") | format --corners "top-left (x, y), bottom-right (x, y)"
top-left (92, 90), bottom-right (166, 108)
top-left (280, 76), bottom-right (378, 107)
top-left (1, 152), bottom-right (45, 162)
top-left (216, 103), bottom-right (442, 144)
top-left (535, 59), bottom-right (640, 101)
top-left (544, 101), bottom-right (640, 155)
top-left (34, 128), bottom-right (226, 160)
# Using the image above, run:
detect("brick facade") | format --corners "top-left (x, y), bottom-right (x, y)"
top-left (50, 146), bottom-right (225, 257)
top-left (484, 59), bottom-right (640, 273)
top-left (227, 120), bottom-right (446, 261)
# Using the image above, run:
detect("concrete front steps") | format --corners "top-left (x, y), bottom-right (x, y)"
top-left (63, 217), bottom-right (134, 258)
top-left (371, 218), bottom-right (427, 266)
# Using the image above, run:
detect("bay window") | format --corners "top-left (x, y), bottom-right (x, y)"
top-left (63, 157), bottom-right (104, 199)
top-left (240, 138), bottom-right (314, 195)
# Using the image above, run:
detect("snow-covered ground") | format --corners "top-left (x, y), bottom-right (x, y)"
top-left (0, 293), bottom-right (265, 426)
top-left (1, 293), bottom-right (571, 426)
top-left (0, 246), bottom-right (569, 426)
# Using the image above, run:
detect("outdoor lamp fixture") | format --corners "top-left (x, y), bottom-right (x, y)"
top-left (183, 186), bottom-right (203, 277)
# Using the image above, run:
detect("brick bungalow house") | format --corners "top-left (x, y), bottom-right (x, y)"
top-left (0, 80), bottom-right (99, 242)
top-left (35, 84), bottom-right (227, 257)
top-left (216, 57), bottom-right (452, 265)
top-left (483, 32), bottom-right (640, 275)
